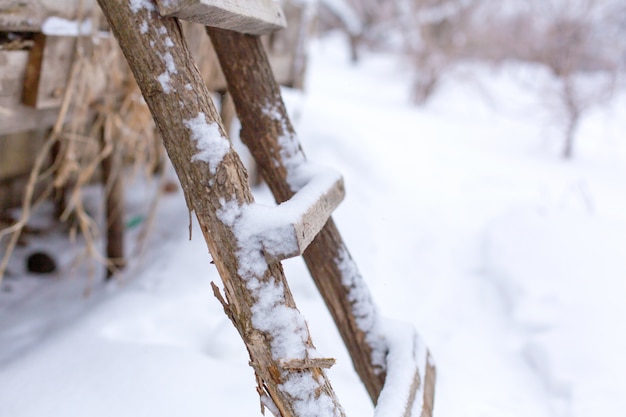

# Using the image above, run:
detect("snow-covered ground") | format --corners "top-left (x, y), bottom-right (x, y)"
top-left (1, 33), bottom-right (625, 417)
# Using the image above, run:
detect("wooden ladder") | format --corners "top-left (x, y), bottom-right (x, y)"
top-left (97, 1), bottom-right (435, 416)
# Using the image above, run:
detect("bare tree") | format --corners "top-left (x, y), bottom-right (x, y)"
top-left (322, 0), bottom-right (626, 156)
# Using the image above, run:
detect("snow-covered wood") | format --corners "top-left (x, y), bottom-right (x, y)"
top-left (261, 169), bottom-right (345, 262)
top-left (374, 321), bottom-right (436, 417)
top-left (207, 28), bottom-right (437, 416)
top-left (97, 2), bottom-right (345, 416)
top-left (154, 0), bottom-right (286, 35)
top-left (208, 26), bottom-right (389, 402)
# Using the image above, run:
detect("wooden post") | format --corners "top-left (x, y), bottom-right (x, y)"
top-left (101, 130), bottom-right (126, 279)
top-left (96, 2), bottom-right (345, 416)
top-left (207, 27), bottom-right (388, 403)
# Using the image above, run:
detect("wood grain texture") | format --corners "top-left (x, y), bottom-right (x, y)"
top-left (155, 0), bottom-right (286, 35)
top-left (207, 27), bottom-right (388, 404)
top-left (96, 2), bottom-right (345, 416)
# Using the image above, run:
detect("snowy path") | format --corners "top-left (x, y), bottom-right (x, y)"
top-left (1, 34), bottom-right (626, 417)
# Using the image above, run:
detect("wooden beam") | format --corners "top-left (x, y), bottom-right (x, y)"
top-left (154, 0), bottom-right (286, 35)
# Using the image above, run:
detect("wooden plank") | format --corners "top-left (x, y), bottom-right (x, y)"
top-left (0, 50), bottom-right (29, 106)
top-left (22, 34), bottom-right (76, 109)
top-left (0, 0), bottom-right (99, 31)
top-left (262, 174), bottom-right (345, 262)
top-left (0, 105), bottom-right (60, 135)
top-left (155, 0), bottom-right (286, 35)
top-left (293, 174), bottom-right (345, 257)
top-left (0, 130), bottom-right (47, 181)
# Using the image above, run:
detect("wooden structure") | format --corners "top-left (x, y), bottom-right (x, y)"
top-left (98, 0), bottom-right (436, 416)
top-left (0, 0), bottom-right (312, 279)
top-left (0, 1), bottom-right (127, 278)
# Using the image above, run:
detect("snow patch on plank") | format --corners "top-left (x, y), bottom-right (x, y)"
top-left (156, 44), bottom-right (177, 93)
top-left (184, 113), bottom-right (230, 173)
top-left (157, 72), bottom-right (172, 94)
top-left (217, 165), bottom-right (342, 262)
top-left (42, 17), bottom-right (92, 36)
top-left (130, 0), bottom-right (156, 13)
top-left (159, 51), bottom-right (177, 74)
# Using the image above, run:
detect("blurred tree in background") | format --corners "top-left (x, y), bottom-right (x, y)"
top-left (317, 0), bottom-right (626, 158)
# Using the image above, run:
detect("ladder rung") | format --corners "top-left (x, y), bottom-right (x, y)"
top-left (155, 0), bottom-right (287, 35)
top-left (238, 166), bottom-right (344, 263)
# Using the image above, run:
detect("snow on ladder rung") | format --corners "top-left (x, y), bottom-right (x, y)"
top-left (259, 167), bottom-right (344, 262)
top-left (154, 0), bottom-right (287, 35)
top-left (225, 166), bottom-right (344, 264)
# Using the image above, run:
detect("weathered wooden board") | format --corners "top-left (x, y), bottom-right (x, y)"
top-left (0, 50), bottom-right (28, 106)
top-left (0, 106), bottom-right (60, 136)
top-left (0, 129), bottom-right (47, 181)
top-left (155, 0), bottom-right (286, 35)
top-left (0, 46), bottom-right (61, 135)
top-left (0, 0), bottom-right (99, 31)
top-left (22, 34), bottom-right (76, 109)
